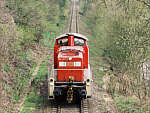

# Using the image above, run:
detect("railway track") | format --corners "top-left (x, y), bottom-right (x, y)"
top-left (49, 99), bottom-right (89, 113)
top-left (69, 0), bottom-right (79, 33)
top-left (39, 0), bottom-right (89, 113)
top-left (40, 0), bottom-right (90, 113)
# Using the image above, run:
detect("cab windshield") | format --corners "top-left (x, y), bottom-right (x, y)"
top-left (57, 37), bottom-right (85, 46)
top-left (74, 38), bottom-right (85, 46)
top-left (57, 38), bottom-right (68, 46)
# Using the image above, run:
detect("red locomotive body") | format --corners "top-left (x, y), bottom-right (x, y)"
top-left (48, 33), bottom-right (92, 102)
top-left (57, 48), bottom-right (84, 82)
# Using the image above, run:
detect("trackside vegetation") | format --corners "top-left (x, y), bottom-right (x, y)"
top-left (1, 0), bottom-right (150, 112)
top-left (0, 0), bottom-right (69, 112)
top-left (80, 0), bottom-right (150, 112)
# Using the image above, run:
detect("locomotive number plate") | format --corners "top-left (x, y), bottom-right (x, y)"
top-left (66, 62), bottom-right (74, 66)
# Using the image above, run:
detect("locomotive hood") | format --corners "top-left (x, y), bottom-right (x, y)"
top-left (57, 46), bottom-right (84, 82)
top-left (58, 46), bottom-right (83, 59)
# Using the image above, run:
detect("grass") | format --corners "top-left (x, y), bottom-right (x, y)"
top-left (42, 32), bottom-right (53, 47)
top-left (0, 24), bottom-right (8, 35)
top-left (114, 95), bottom-right (149, 113)
top-left (23, 88), bottom-right (42, 108)
top-left (34, 61), bottom-right (48, 85)
top-left (21, 109), bottom-right (31, 113)
top-left (21, 60), bottom-right (50, 112)
top-left (21, 29), bottom-right (56, 112)
top-left (2, 65), bottom-right (11, 72)
top-left (12, 62), bottom-right (38, 103)
top-left (20, 59), bottom-right (48, 112)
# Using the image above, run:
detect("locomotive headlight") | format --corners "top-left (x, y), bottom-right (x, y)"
top-left (59, 62), bottom-right (66, 66)
top-left (74, 62), bottom-right (81, 67)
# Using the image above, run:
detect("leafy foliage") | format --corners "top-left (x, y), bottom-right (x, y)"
top-left (0, 0), bottom-right (68, 112)
top-left (82, 0), bottom-right (150, 112)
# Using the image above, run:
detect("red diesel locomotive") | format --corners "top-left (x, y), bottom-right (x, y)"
top-left (48, 33), bottom-right (92, 103)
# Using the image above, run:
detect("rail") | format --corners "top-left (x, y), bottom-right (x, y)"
top-left (44, 0), bottom-right (89, 113)
top-left (69, 0), bottom-right (79, 33)
top-left (49, 99), bottom-right (89, 113)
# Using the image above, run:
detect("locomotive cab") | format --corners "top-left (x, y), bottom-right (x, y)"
top-left (48, 33), bottom-right (92, 102)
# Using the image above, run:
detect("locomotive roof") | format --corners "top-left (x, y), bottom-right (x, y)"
top-left (56, 33), bottom-right (88, 41)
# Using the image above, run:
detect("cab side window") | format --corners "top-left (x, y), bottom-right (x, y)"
top-left (58, 38), bottom-right (68, 46)
top-left (74, 38), bottom-right (85, 46)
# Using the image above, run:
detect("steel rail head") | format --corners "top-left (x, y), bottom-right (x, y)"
top-left (69, 0), bottom-right (79, 33)
top-left (80, 99), bottom-right (89, 113)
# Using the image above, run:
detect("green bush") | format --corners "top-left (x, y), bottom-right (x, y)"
top-left (3, 65), bottom-right (10, 72)
top-left (6, 0), bottom-right (68, 50)
top-left (81, 0), bottom-right (150, 112)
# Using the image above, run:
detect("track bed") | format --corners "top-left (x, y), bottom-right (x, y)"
top-left (49, 99), bottom-right (89, 113)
